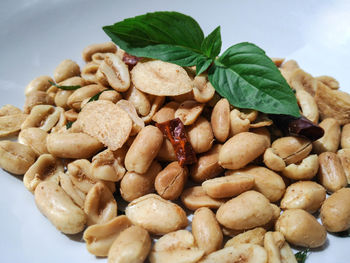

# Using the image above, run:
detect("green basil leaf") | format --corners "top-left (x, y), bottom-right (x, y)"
top-left (48, 80), bottom-right (81, 91)
top-left (103, 11), bottom-right (205, 67)
top-left (208, 42), bottom-right (300, 117)
top-left (201, 26), bottom-right (222, 59)
top-left (88, 89), bottom-right (112, 103)
top-left (295, 249), bottom-right (310, 263)
top-left (66, 121), bottom-right (74, 129)
top-left (195, 57), bottom-right (213, 75)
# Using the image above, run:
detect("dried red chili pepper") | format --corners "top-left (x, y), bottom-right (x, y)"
top-left (156, 118), bottom-right (197, 166)
top-left (122, 52), bottom-right (142, 70)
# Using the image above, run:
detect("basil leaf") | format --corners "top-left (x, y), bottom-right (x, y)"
top-left (295, 249), bottom-right (310, 263)
top-left (88, 89), bottom-right (112, 102)
top-left (48, 80), bottom-right (81, 91)
top-left (66, 121), bottom-right (74, 129)
top-left (195, 57), bottom-right (213, 75)
top-left (208, 42), bottom-right (300, 117)
top-left (201, 26), bottom-right (222, 59)
top-left (103, 11), bottom-right (205, 67)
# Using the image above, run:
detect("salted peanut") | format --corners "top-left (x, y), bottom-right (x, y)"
top-left (225, 227), bottom-right (266, 248)
top-left (281, 181), bottom-right (326, 213)
top-left (216, 191), bottom-right (273, 230)
top-left (280, 242), bottom-right (298, 263)
top-left (125, 125), bottom-right (163, 174)
top-left (21, 105), bottom-right (60, 132)
top-left (92, 52), bottom-right (117, 65)
top-left (341, 124), bottom-right (350, 150)
top-left (131, 60), bottom-right (192, 96)
top-left (288, 68), bottom-right (317, 95)
top-left (25, 75), bottom-right (53, 95)
top-left (0, 140), bottom-right (36, 175)
top-left (264, 231), bottom-right (285, 263)
top-left (116, 100), bottom-right (144, 135)
top-left (211, 99), bottom-right (230, 142)
top-left (316, 75), bottom-right (339, 90)
top-left (296, 89), bottom-right (319, 123)
top-left (23, 154), bottom-right (63, 193)
top-left (313, 118), bottom-right (340, 153)
top-left (84, 216), bottom-right (132, 257)
top-left (54, 59), bottom-right (80, 83)
top-left (315, 82), bottom-right (350, 125)
top-left (175, 100), bottom-right (204, 125)
top-left (320, 188), bottom-right (350, 232)
top-left (67, 84), bottom-right (104, 110)
top-left (199, 244), bottom-right (267, 263)
top-left (261, 204), bottom-right (282, 232)
top-left (99, 53), bottom-right (130, 92)
top-left (82, 42), bottom-right (117, 62)
top-left (173, 91), bottom-right (195, 103)
top-left (99, 90), bottom-right (122, 103)
top-left (337, 148), bottom-right (350, 183)
top-left (35, 181), bottom-right (86, 234)
top-left (156, 138), bottom-right (177, 162)
top-left (276, 209), bottom-right (326, 248)
top-left (81, 62), bottom-right (99, 83)
top-left (155, 162), bottom-right (188, 200)
top-left (53, 76), bottom-right (85, 108)
top-left (47, 132), bottom-right (103, 159)
top-left (0, 113), bottom-right (27, 137)
top-left (141, 95), bottom-right (165, 123)
top-left (125, 194), bottom-right (187, 235)
top-left (279, 60), bottom-right (299, 83)
top-left (150, 230), bottom-right (204, 263)
top-left (0, 104), bottom-right (22, 116)
top-left (64, 109), bottom-right (78, 122)
top-left (120, 161), bottom-right (161, 202)
top-left (249, 114), bottom-right (273, 129)
top-left (18, 128), bottom-right (48, 156)
top-left (282, 154), bottom-right (319, 180)
top-left (91, 148), bottom-right (127, 182)
top-left (253, 127), bottom-right (271, 145)
top-left (192, 208), bottom-right (223, 255)
top-left (193, 74), bottom-right (215, 103)
top-left (318, 152), bottom-right (347, 192)
top-left (272, 136), bottom-right (312, 165)
top-left (263, 148), bottom-right (286, 171)
top-left (50, 107), bottom-right (67, 133)
top-left (23, 90), bottom-right (54, 113)
top-left (187, 117), bottom-right (214, 153)
top-left (78, 100), bottom-right (132, 150)
top-left (59, 172), bottom-right (85, 208)
top-left (202, 174), bottom-right (254, 199)
top-left (229, 109), bottom-right (250, 135)
top-left (152, 101), bottom-right (179, 123)
top-left (190, 144), bottom-right (223, 183)
top-left (124, 85), bottom-right (151, 117)
top-left (219, 132), bottom-right (269, 170)
top-left (181, 186), bottom-right (226, 211)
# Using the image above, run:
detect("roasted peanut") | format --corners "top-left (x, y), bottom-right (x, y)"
top-left (59, 171), bottom-right (86, 208)
top-left (318, 152), bottom-right (347, 193)
top-left (53, 59), bottom-right (80, 83)
top-left (64, 109), bottom-right (79, 122)
top-left (288, 68), bottom-right (317, 95)
top-left (141, 95), bottom-right (165, 123)
top-left (67, 84), bottom-right (105, 110)
top-left (187, 117), bottom-right (214, 153)
top-left (192, 74), bottom-right (215, 103)
top-left (0, 104), bottom-right (22, 116)
top-left (264, 231), bottom-right (285, 263)
top-left (313, 118), bottom-right (341, 153)
top-left (320, 188), bottom-right (350, 232)
top-left (296, 89), bottom-right (319, 123)
top-left (282, 154), bottom-right (319, 180)
top-left (341, 123), bottom-right (350, 149)
top-left (82, 42), bottom-right (117, 62)
top-left (120, 161), bottom-right (161, 202)
top-left (34, 181), bottom-right (86, 234)
top-left (316, 75), bottom-right (339, 90)
top-left (125, 194), bottom-right (187, 235)
top-left (337, 148), bottom-right (350, 184)
top-left (19, 128), bottom-right (48, 156)
top-left (124, 85), bottom-right (151, 117)
top-left (181, 186), bottom-right (226, 211)
top-left (219, 132), bottom-right (269, 169)
top-left (81, 62), bottom-right (99, 83)
top-left (175, 100), bottom-right (204, 125)
top-left (25, 75), bottom-right (53, 95)
top-left (125, 125), bottom-right (163, 174)
top-left (116, 100), bottom-right (144, 135)
top-left (0, 113), bottom-right (27, 137)
top-left (225, 227), bottom-right (266, 247)
top-left (263, 148), bottom-right (286, 171)
top-left (211, 98), bottom-right (230, 142)
top-left (280, 181), bottom-right (326, 213)
top-left (0, 140), bottom-right (36, 175)
top-left (156, 138), bottom-right (177, 162)
top-left (99, 90), bottom-right (122, 103)
top-left (107, 225), bottom-right (151, 263)
top-left (229, 109), bottom-right (250, 135)
top-left (21, 105), bottom-right (61, 132)
top-left (152, 101), bottom-right (179, 123)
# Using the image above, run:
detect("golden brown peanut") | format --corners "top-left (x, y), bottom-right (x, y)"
top-left (172, 91), bottom-right (195, 103)
top-left (82, 42), bottom-right (116, 61)
top-left (47, 132), bottom-right (104, 159)
top-left (264, 231), bottom-right (285, 263)
top-left (152, 101), bottom-right (179, 123)
top-left (175, 100), bottom-right (204, 125)
top-left (0, 140), bottom-right (36, 175)
top-left (120, 161), bottom-right (161, 202)
top-left (155, 161), bottom-right (188, 200)
top-left (19, 128), bottom-right (48, 156)
top-left (83, 215), bottom-right (132, 257)
top-left (337, 148), bottom-right (350, 184)
top-left (124, 85), bottom-right (151, 117)
top-left (341, 123), bottom-right (350, 149)
top-left (229, 109), bottom-right (250, 136)
top-left (275, 209), bottom-right (326, 248)
top-left (190, 144), bottom-right (223, 183)
top-left (280, 60), bottom-right (299, 82)
top-left (263, 148), bottom-right (286, 171)
top-left (54, 76), bottom-right (86, 109)
top-left (64, 109), bottom-right (79, 122)
top-left (21, 105), bottom-right (60, 132)
top-left (316, 75), bottom-right (339, 90)
top-left (59, 172), bottom-right (85, 208)
top-left (50, 107), bottom-right (67, 133)
top-left (280, 242), bottom-right (298, 263)
top-left (99, 90), bottom-right (122, 103)
top-left (125, 125), bottom-right (163, 174)
top-left (34, 181), bottom-right (86, 234)
top-left (141, 95), bottom-right (165, 124)
top-left (211, 98), bottom-right (230, 142)
top-left (288, 68), bottom-right (317, 95)
top-left (67, 84), bottom-right (105, 110)
top-left (107, 225), bottom-right (151, 263)
top-left (216, 190), bottom-right (273, 230)
top-left (187, 117), bottom-right (214, 154)
top-left (281, 181), bottom-right (326, 213)
top-left (81, 61), bottom-right (99, 83)
top-left (125, 194), bottom-right (187, 235)
top-left (0, 104), bottom-right (22, 116)
top-left (23, 154), bottom-right (63, 193)
top-left (272, 136), bottom-right (312, 165)
top-left (296, 89), bottom-right (319, 123)
top-left (149, 230), bottom-right (204, 263)
top-left (224, 227), bottom-right (266, 247)
top-left (156, 138), bottom-right (177, 162)
top-left (84, 182), bottom-right (117, 226)
top-left (282, 154), bottom-right (319, 180)
top-left (202, 174), bottom-right (254, 199)
top-left (320, 188), bottom-right (350, 232)
top-left (92, 52), bottom-right (115, 64)
top-left (252, 126), bottom-right (271, 145)
top-left (116, 100), bottom-right (144, 136)
top-left (181, 186), bottom-right (226, 211)
top-left (199, 244), bottom-right (267, 263)
top-left (227, 165), bottom-right (285, 202)
top-left (54, 59), bottom-right (80, 83)
top-left (25, 75), bottom-right (54, 95)
top-left (192, 208), bottom-right (223, 255)
top-left (192, 74), bottom-right (215, 103)
top-left (0, 113), bottom-right (27, 137)
top-left (313, 118), bottom-right (341, 153)
top-left (318, 152), bottom-right (347, 193)
top-left (219, 132), bottom-right (269, 170)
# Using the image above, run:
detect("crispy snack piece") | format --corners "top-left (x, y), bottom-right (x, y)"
top-left (77, 100), bottom-right (132, 150)
top-left (131, 60), bottom-right (193, 96)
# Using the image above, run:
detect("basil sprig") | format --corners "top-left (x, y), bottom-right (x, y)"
top-left (103, 11), bottom-right (300, 117)
top-left (295, 249), bottom-right (310, 263)
top-left (48, 80), bottom-right (81, 90)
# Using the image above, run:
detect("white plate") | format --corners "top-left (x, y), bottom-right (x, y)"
top-left (0, 0), bottom-right (349, 262)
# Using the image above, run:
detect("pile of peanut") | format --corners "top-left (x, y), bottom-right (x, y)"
top-left (0, 42), bottom-right (350, 263)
